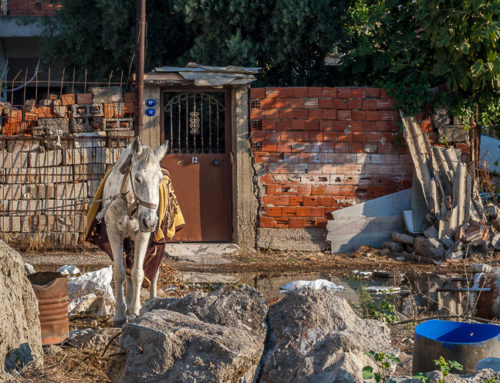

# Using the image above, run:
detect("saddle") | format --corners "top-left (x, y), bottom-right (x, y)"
top-left (85, 165), bottom-right (185, 282)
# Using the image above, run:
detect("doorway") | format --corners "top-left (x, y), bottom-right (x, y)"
top-left (160, 89), bottom-right (232, 242)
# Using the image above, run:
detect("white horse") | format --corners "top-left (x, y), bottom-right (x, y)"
top-left (100, 136), bottom-right (169, 326)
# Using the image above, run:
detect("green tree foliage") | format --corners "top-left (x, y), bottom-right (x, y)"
top-left (41, 0), bottom-right (348, 85)
top-left (177, 0), bottom-right (348, 85)
top-left (342, 0), bottom-right (500, 123)
top-left (42, 0), bottom-right (193, 80)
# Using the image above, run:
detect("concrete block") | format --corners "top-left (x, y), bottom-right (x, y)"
top-left (38, 118), bottom-right (70, 133)
top-left (74, 164), bottom-right (107, 181)
top-left (91, 86), bottom-right (122, 103)
top-left (0, 169), bottom-right (40, 184)
top-left (0, 216), bottom-right (24, 232)
top-left (31, 214), bottom-right (56, 232)
top-left (53, 105), bottom-right (67, 117)
top-left (0, 184), bottom-right (23, 200)
top-left (55, 182), bottom-right (88, 199)
top-left (438, 125), bottom-right (469, 143)
top-left (39, 166), bottom-right (74, 183)
top-left (29, 150), bottom-right (63, 167)
top-left (23, 184), bottom-right (56, 199)
top-left (8, 200), bottom-right (42, 211)
top-left (64, 148), bottom-right (92, 165)
top-left (74, 135), bottom-right (106, 149)
top-left (54, 214), bottom-right (85, 232)
top-left (7, 140), bottom-right (40, 153)
top-left (0, 152), bottom-right (29, 168)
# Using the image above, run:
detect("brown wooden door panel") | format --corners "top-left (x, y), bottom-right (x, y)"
top-left (161, 153), bottom-right (231, 242)
top-left (161, 89), bottom-right (232, 242)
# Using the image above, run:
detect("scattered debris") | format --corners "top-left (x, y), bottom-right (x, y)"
top-left (337, 114), bottom-right (500, 264)
top-left (392, 232), bottom-right (416, 246)
top-left (280, 279), bottom-right (345, 293)
top-left (352, 270), bottom-right (373, 279)
top-left (366, 286), bottom-right (401, 294)
top-left (67, 266), bottom-right (114, 316)
top-left (57, 264), bottom-right (81, 276)
top-left (24, 262), bottom-right (36, 275)
top-left (382, 241), bottom-right (404, 252)
top-left (327, 189), bottom-right (411, 253)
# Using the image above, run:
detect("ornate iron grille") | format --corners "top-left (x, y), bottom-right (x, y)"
top-left (163, 92), bottom-right (225, 154)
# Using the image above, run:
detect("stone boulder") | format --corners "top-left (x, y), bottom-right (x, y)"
top-left (109, 285), bottom-right (268, 383)
top-left (0, 240), bottom-right (43, 372)
top-left (259, 290), bottom-right (397, 383)
top-left (141, 285), bottom-right (268, 338)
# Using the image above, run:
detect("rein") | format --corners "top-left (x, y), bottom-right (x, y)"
top-left (119, 170), bottom-right (158, 218)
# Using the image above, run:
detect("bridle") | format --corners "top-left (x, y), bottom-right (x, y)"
top-left (119, 154), bottom-right (159, 219)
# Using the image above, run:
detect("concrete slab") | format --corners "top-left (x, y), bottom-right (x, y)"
top-left (164, 243), bottom-right (239, 265)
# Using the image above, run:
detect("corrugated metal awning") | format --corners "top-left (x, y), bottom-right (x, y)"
top-left (145, 64), bottom-right (260, 87)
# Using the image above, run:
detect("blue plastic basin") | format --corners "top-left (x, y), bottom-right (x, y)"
top-left (413, 320), bottom-right (500, 374)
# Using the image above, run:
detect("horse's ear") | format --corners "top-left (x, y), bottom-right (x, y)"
top-left (154, 140), bottom-right (169, 161)
top-left (132, 136), bottom-right (142, 158)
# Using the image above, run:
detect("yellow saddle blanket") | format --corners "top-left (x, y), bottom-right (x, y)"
top-left (85, 167), bottom-right (185, 281)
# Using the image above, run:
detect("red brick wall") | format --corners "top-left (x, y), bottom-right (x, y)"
top-left (6, 0), bottom-right (61, 16)
top-left (250, 87), bottom-right (413, 230)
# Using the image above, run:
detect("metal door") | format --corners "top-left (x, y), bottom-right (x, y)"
top-left (160, 89), bottom-right (232, 241)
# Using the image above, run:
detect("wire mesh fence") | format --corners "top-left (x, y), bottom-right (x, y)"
top-left (0, 67), bottom-right (135, 250)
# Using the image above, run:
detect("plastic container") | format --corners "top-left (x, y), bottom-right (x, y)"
top-left (413, 320), bottom-right (500, 374)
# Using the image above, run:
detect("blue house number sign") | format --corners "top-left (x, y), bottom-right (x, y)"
top-left (145, 99), bottom-right (157, 107)
top-left (145, 108), bottom-right (156, 117)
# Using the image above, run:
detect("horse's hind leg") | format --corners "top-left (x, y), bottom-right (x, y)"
top-left (108, 227), bottom-right (127, 327)
top-left (150, 269), bottom-right (159, 299)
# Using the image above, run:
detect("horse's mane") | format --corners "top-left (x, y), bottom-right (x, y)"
top-left (137, 147), bottom-right (157, 167)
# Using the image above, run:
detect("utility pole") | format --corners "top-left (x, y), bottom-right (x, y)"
top-left (135, 0), bottom-right (146, 137)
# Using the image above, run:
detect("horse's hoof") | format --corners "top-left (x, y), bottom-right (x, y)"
top-left (112, 317), bottom-right (127, 327)
top-left (127, 313), bottom-right (138, 323)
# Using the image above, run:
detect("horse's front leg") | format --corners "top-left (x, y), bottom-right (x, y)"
top-left (150, 269), bottom-right (159, 299)
top-left (128, 232), bottom-right (150, 320)
top-left (107, 227), bottom-right (127, 327)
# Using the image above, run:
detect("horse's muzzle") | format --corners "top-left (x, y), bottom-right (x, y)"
top-left (139, 215), bottom-right (157, 233)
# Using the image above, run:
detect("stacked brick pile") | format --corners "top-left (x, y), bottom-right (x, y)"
top-left (0, 87), bottom-right (135, 248)
top-left (0, 139), bottom-right (125, 247)
top-left (0, 87), bottom-right (135, 137)
top-left (250, 87), bottom-right (414, 230)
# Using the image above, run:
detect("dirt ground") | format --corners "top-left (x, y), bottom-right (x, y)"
top-left (10, 246), bottom-right (500, 382)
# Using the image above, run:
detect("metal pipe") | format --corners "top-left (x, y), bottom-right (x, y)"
top-left (135, 0), bottom-right (146, 137)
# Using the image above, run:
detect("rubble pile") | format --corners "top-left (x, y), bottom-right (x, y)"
top-left (0, 87), bottom-right (135, 138)
top-left (380, 114), bottom-right (497, 263)
top-left (0, 88), bottom-right (136, 248)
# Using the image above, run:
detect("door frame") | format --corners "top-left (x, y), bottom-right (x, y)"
top-left (142, 81), bottom-right (258, 249)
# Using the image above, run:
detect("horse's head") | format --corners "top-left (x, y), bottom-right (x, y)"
top-left (129, 136), bottom-right (169, 232)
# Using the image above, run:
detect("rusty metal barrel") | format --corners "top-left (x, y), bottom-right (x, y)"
top-left (475, 273), bottom-right (500, 319)
top-left (413, 320), bottom-right (500, 374)
top-left (28, 272), bottom-right (69, 345)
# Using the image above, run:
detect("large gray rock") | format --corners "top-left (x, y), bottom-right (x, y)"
top-left (111, 310), bottom-right (265, 383)
top-left (141, 285), bottom-right (268, 338)
top-left (110, 286), bottom-right (268, 383)
top-left (259, 290), bottom-right (397, 383)
top-left (0, 240), bottom-right (43, 372)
